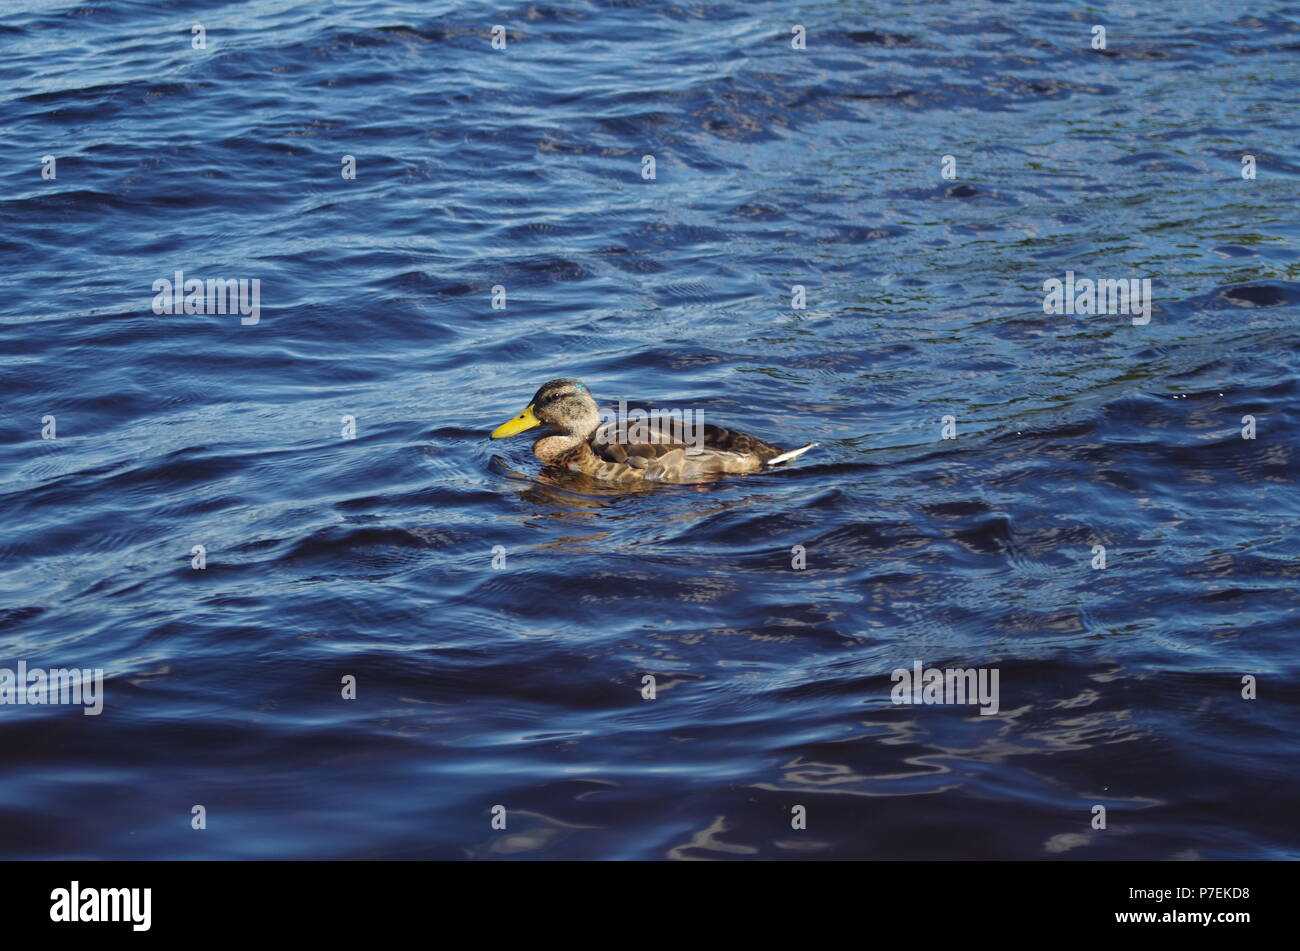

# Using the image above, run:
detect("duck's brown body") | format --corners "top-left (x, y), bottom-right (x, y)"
top-left (558, 420), bottom-right (795, 483)
top-left (490, 379), bottom-right (815, 485)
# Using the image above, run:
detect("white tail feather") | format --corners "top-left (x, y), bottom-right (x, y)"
top-left (765, 442), bottom-right (817, 466)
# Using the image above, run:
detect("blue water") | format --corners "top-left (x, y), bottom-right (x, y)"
top-left (1, 0), bottom-right (1298, 860)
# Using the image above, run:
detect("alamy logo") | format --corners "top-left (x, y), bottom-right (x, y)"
top-left (152, 269), bottom-right (261, 325)
top-left (1043, 270), bottom-right (1151, 325)
top-left (0, 662), bottom-right (103, 715)
top-left (50, 881), bottom-right (151, 931)
top-left (594, 400), bottom-right (705, 449)
top-left (890, 660), bottom-right (1000, 716)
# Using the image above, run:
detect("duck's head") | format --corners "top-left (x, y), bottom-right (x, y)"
top-left (490, 379), bottom-right (601, 441)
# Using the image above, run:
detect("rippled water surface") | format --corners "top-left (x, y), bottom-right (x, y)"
top-left (2, 0), bottom-right (1298, 859)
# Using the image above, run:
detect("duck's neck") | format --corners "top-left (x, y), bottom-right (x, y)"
top-left (533, 433), bottom-right (586, 463)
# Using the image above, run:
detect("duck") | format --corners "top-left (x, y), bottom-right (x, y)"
top-left (489, 379), bottom-right (816, 484)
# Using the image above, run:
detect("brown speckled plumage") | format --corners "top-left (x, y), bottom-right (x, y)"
top-left (490, 379), bottom-right (816, 485)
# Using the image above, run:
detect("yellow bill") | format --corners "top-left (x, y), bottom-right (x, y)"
top-left (491, 403), bottom-right (542, 439)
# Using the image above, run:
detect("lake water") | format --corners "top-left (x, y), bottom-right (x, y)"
top-left (1, 0), bottom-right (1297, 859)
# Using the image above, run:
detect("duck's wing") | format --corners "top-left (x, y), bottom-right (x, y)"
top-left (590, 418), bottom-right (689, 461)
top-left (697, 425), bottom-right (816, 467)
top-left (561, 421), bottom-right (813, 484)
top-left (696, 424), bottom-right (786, 461)
top-left (585, 421), bottom-right (761, 481)
top-left (644, 446), bottom-right (761, 481)
top-left (592, 420), bottom-right (779, 457)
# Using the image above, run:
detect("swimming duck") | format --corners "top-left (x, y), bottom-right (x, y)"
top-left (489, 379), bottom-right (816, 484)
